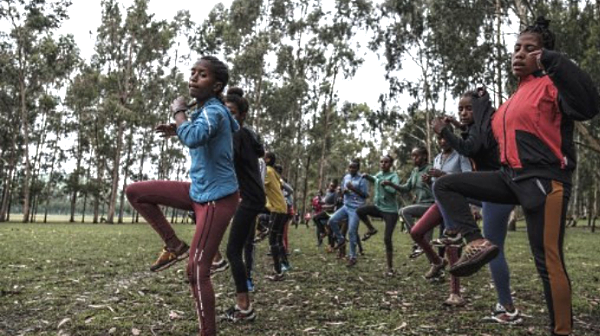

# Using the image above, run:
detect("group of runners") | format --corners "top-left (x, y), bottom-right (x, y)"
top-left (123, 17), bottom-right (598, 336)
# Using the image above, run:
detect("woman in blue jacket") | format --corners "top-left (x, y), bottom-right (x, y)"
top-left (126, 55), bottom-right (239, 336)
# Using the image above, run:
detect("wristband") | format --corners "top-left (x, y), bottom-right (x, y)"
top-left (172, 109), bottom-right (187, 119)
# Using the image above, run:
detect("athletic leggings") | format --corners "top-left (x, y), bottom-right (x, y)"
top-left (410, 204), bottom-right (460, 295)
top-left (125, 181), bottom-right (239, 336)
top-left (435, 170), bottom-right (572, 335)
top-left (269, 212), bottom-right (289, 274)
top-left (356, 205), bottom-right (398, 253)
top-left (226, 205), bottom-right (261, 293)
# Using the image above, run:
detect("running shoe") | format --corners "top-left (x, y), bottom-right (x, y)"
top-left (346, 257), bottom-right (357, 267)
top-left (443, 293), bottom-right (466, 307)
top-left (449, 239), bottom-right (499, 277)
top-left (425, 259), bottom-right (448, 279)
top-left (333, 238), bottom-right (346, 250)
top-left (210, 259), bottom-right (229, 276)
top-left (254, 229), bottom-right (269, 243)
top-left (361, 229), bottom-right (378, 241)
top-left (431, 232), bottom-right (465, 248)
top-left (482, 303), bottom-right (523, 324)
top-left (246, 278), bottom-right (255, 292)
top-left (281, 262), bottom-right (292, 273)
top-left (221, 304), bottom-right (256, 323)
top-left (266, 272), bottom-right (285, 281)
top-left (408, 246), bottom-right (424, 259)
top-left (150, 242), bottom-right (189, 272)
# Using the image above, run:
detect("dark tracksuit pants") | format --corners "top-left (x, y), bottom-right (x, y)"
top-left (226, 205), bottom-right (261, 293)
top-left (269, 212), bottom-right (289, 274)
top-left (434, 170), bottom-right (572, 335)
top-left (356, 205), bottom-right (398, 253)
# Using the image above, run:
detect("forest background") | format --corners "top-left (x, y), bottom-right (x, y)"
top-left (1, 0), bottom-right (599, 230)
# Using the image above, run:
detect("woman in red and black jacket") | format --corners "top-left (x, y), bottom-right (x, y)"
top-left (434, 17), bottom-right (599, 336)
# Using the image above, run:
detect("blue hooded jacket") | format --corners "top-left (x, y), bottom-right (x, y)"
top-left (176, 97), bottom-right (239, 203)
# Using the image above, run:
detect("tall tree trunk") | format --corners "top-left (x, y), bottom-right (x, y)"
top-left (70, 125), bottom-right (84, 222)
top-left (495, 0), bottom-right (504, 106)
top-left (0, 159), bottom-right (15, 222)
top-left (19, 67), bottom-right (31, 223)
top-left (317, 66), bottom-right (339, 190)
top-left (43, 141), bottom-right (59, 224)
top-left (300, 153), bottom-right (311, 222)
top-left (107, 121), bottom-right (125, 223)
top-left (118, 131), bottom-right (133, 224)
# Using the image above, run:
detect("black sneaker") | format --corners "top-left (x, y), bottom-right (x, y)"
top-left (222, 305), bottom-right (256, 323)
top-left (409, 247), bottom-right (424, 259)
top-left (361, 229), bottom-right (378, 241)
top-left (210, 259), bottom-right (229, 276)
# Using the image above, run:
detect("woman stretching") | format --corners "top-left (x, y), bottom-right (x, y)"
top-left (126, 56), bottom-right (240, 336)
top-left (432, 89), bottom-right (519, 322)
top-left (221, 87), bottom-right (265, 322)
top-left (434, 18), bottom-right (599, 335)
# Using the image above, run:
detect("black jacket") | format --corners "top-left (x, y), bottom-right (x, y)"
top-left (440, 92), bottom-right (500, 171)
top-left (234, 126), bottom-right (266, 209)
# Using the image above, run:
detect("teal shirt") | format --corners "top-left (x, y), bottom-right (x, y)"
top-left (370, 171), bottom-right (400, 213)
top-left (397, 164), bottom-right (434, 204)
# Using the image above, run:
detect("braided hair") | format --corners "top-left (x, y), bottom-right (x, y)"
top-left (225, 87), bottom-right (249, 115)
top-left (520, 16), bottom-right (555, 50)
top-left (200, 55), bottom-right (229, 102)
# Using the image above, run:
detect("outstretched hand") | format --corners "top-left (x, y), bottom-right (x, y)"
top-left (155, 123), bottom-right (177, 138)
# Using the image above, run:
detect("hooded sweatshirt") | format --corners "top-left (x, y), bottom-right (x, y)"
top-left (177, 97), bottom-right (240, 203)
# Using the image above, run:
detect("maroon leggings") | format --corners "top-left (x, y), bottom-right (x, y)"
top-left (126, 181), bottom-right (239, 336)
top-left (410, 203), bottom-right (460, 295)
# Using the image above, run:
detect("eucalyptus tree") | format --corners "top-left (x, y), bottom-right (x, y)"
top-left (1, 0), bottom-right (74, 222)
top-left (93, 0), bottom-right (177, 223)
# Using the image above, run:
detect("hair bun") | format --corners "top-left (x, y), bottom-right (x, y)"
top-left (534, 16), bottom-right (550, 29)
top-left (227, 87), bottom-right (244, 97)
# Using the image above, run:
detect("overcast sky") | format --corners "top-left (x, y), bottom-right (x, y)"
top-left (57, 0), bottom-right (390, 111)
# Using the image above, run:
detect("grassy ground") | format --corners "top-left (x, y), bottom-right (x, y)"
top-left (0, 222), bottom-right (599, 336)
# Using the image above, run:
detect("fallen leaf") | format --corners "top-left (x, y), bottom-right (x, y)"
top-left (108, 327), bottom-right (116, 334)
top-left (57, 318), bottom-right (71, 329)
top-left (393, 322), bottom-right (407, 331)
top-left (132, 328), bottom-right (141, 335)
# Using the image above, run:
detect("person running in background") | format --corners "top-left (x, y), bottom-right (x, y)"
top-left (127, 56), bottom-right (239, 336)
top-left (434, 17), bottom-right (599, 336)
top-left (409, 130), bottom-right (472, 306)
top-left (432, 88), bottom-right (520, 321)
top-left (328, 159), bottom-right (369, 267)
top-left (388, 147), bottom-right (434, 259)
top-left (264, 152), bottom-right (289, 281)
top-left (356, 155), bottom-right (400, 275)
top-left (313, 180), bottom-right (339, 248)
